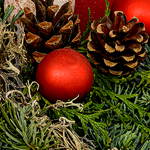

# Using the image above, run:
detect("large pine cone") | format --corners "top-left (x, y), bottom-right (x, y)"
top-left (87, 11), bottom-right (149, 76)
top-left (19, 0), bottom-right (81, 60)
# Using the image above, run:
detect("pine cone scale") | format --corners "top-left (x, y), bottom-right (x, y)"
top-left (88, 41), bottom-right (99, 52)
top-left (70, 32), bottom-right (81, 49)
top-left (109, 69), bottom-right (123, 76)
top-left (91, 20), bottom-right (100, 31)
top-left (125, 60), bottom-right (138, 68)
top-left (113, 11), bottom-right (126, 32)
top-left (59, 20), bottom-right (73, 34)
top-left (91, 32), bottom-right (105, 50)
top-left (104, 43), bottom-right (115, 53)
top-left (97, 24), bottom-right (108, 35)
top-left (128, 23), bottom-right (145, 35)
top-left (126, 18), bottom-right (138, 30)
top-left (38, 21), bottom-right (53, 38)
top-left (45, 35), bottom-right (63, 50)
top-left (45, 0), bottom-right (54, 8)
top-left (47, 5), bottom-right (59, 22)
top-left (127, 43), bottom-right (142, 53)
top-left (19, 16), bottom-right (38, 34)
top-left (122, 55), bottom-right (135, 62)
top-left (24, 7), bottom-right (39, 28)
top-left (35, 0), bottom-right (46, 22)
top-left (115, 41), bottom-right (125, 52)
top-left (25, 32), bottom-right (43, 51)
top-left (53, 2), bottom-right (72, 25)
top-left (141, 33), bottom-right (149, 43)
top-left (103, 58), bottom-right (118, 67)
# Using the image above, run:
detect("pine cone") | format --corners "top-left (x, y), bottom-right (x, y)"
top-left (87, 11), bottom-right (149, 76)
top-left (19, 0), bottom-right (81, 59)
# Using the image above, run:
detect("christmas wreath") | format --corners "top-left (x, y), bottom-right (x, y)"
top-left (1, 0), bottom-right (150, 149)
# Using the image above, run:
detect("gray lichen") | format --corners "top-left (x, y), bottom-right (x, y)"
top-left (0, 20), bottom-right (27, 93)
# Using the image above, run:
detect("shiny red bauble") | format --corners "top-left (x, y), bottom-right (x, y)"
top-left (74, 0), bottom-right (114, 33)
top-left (36, 48), bottom-right (93, 102)
top-left (111, 0), bottom-right (150, 35)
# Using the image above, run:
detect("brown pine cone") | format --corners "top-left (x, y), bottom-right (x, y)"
top-left (87, 11), bottom-right (149, 76)
top-left (19, 0), bottom-right (81, 62)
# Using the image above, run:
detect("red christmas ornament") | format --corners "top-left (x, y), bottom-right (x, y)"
top-left (74, 0), bottom-right (114, 33)
top-left (111, 0), bottom-right (150, 35)
top-left (36, 48), bottom-right (93, 102)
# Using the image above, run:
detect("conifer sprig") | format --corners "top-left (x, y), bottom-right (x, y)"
top-left (1, 4), bottom-right (24, 27)
top-left (0, 100), bottom-right (59, 150)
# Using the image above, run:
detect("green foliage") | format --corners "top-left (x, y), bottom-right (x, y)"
top-left (10, 8), bottom-right (24, 27)
top-left (0, 0), bottom-right (4, 18)
top-left (106, 124), bottom-right (150, 150)
top-left (2, 5), bottom-right (14, 23)
top-left (20, 59), bottom-right (37, 83)
top-left (81, 7), bottom-right (91, 42)
top-left (78, 7), bottom-right (91, 55)
top-left (1, 5), bottom-right (24, 27)
top-left (0, 101), bottom-right (58, 150)
top-left (58, 106), bottom-right (109, 144)
top-left (105, 0), bottom-right (111, 17)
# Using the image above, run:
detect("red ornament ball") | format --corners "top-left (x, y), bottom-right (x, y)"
top-left (36, 48), bottom-right (93, 102)
top-left (111, 0), bottom-right (150, 35)
top-left (74, 0), bottom-right (114, 33)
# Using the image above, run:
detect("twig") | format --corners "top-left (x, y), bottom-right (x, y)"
top-left (46, 95), bottom-right (84, 112)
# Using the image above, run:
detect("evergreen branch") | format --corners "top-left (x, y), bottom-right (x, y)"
top-left (89, 68), bottom-right (150, 148)
top-left (108, 91), bottom-right (144, 117)
top-left (81, 7), bottom-right (91, 42)
top-left (136, 70), bottom-right (150, 88)
top-left (58, 106), bottom-right (110, 145)
top-left (0, 8), bottom-right (2, 18)
top-left (1, 5), bottom-right (24, 28)
top-left (140, 140), bottom-right (150, 150)
top-left (0, 101), bottom-right (58, 149)
top-left (105, 0), bottom-right (111, 17)
top-left (105, 124), bottom-right (150, 150)
top-left (119, 131), bottom-right (137, 149)
top-left (138, 124), bottom-right (150, 135)
top-left (10, 9), bottom-right (24, 27)
top-left (0, 0), bottom-right (3, 18)
top-left (2, 5), bottom-right (14, 23)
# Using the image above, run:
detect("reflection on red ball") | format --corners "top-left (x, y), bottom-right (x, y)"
top-left (111, 0), bottom-right (150, 35)
top-left (36, 48), bottom-right (93, 102)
